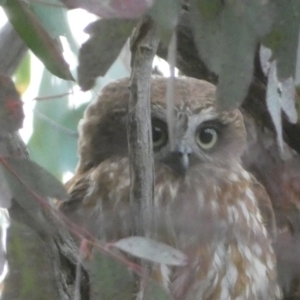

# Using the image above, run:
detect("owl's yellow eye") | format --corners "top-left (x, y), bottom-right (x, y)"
top-left (196, 127), bottom-right (218, 149)
top-left (152, 119), bottom-right (168, 149)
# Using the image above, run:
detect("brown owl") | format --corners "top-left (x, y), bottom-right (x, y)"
top-left (61, 77), bottom-right (281, 299)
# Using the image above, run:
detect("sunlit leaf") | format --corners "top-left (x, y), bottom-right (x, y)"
top-left (14, 52), bottom-right (31, 95)
top-left (27, 70), bottom-right (79, 178)
top-left (60, 0), bottom-right (155, 19)
top-left (78, 19), bottom-right (136, 90)
top-left (2, 0), bottom-right (73, 80)
top-left (113, 236), bottom-right (187, 266)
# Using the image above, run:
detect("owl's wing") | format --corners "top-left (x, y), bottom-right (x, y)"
top-left (59, 170), bottom-right (93, 215)
top-left (60, 159), bottom-right (132, 241)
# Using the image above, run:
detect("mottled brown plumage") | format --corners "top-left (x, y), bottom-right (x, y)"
top-left (61, 77), bottom-right (281, 299)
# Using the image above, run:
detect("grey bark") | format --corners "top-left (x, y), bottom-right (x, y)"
top-left (128, 17), bottom-right (159, 236)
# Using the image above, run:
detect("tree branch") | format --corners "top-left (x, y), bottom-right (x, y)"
top-left (128, 17), bottom-right (159, 236)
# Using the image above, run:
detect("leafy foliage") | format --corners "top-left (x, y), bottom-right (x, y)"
top-left (78, 19), bottom-right (136, 91)
top-left (2, 0), bottom-right (73, 80)
top-left (2, 0), bottom-right (300, 299)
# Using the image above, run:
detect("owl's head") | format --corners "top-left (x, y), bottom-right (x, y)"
top-left (77, 77), bottom-right (246, 175)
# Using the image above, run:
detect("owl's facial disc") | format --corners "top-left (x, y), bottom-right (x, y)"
top-left (152, 117), bottom-right (223, 176)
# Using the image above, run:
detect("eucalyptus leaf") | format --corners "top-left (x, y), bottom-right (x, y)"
top-left (263, 0), bottom-right (300, 80)
top-left (0, 157), bottom-right (66, 228)
top-left (190, 0), bottom-right (274, 109)
top-left (143, 280), bottom-right (170, 300)
top-left (78, 19), bottom-right (136, 90)
top-left (113, 236), bottom-right (187, 266)
top-left (266, 61), bottom-right (284, 151)
top-left (2, 0), bottom-right (73, 80)
top-left (88, 249), bottom-right (136, 300)
top-left (150, 0), bottom-right (181, 44)
top-left (29, 0), bottom-right (69, 39)
top-left (14, 52), bottom-right (31, 95)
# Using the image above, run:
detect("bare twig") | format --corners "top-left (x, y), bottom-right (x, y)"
top-left (166, 33), bottom-right (177, 151)
top-left (128, 16), bottom-right (159, 236)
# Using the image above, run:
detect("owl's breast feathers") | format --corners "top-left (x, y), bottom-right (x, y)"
top-left (63, 158), bottom-right (281, 299)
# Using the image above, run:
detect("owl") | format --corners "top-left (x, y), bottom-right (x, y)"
top-left (61, 77), bottom-right (281, 299)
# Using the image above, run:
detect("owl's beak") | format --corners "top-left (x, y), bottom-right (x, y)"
top-left (175, 145), bottom-right (191, 175)
top-left (162, 145), bottom-right (192, 176)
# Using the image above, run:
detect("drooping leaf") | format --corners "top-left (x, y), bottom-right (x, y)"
top-left (113, 236), bottom-right (187, 266)
top-left (60, 0), bottom-right (155, 19)
top-left (266, 61), bottom-right (284, 150)
top-left (2, 0), bottom-right (73, 80)
top-left (149, 0), bottom-right (181, 44)
top-left (78, 19), bottom-right (136, 90)
top-left (266, 60), bottom-right (298, 153)
top-left (88, 249), bottom-right (136, 300)
top-left (1, 157), bottom-right (67, 200)
top-left (263, 0), bottom-right (300, 80)
top-left (0, 157), bottom-right (67, 227)
top-left (189, 0), bottom-right (274, 109)
top-left (29, 0), bottom-right (70, 39)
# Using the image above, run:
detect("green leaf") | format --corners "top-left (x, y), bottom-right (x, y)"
top-left (150, 0), bottom-right (181, 44)
top-left (29, 0), bottom-right (69, 39)
top-left (27, 69), bottom-right (79, 178)
top-left (2, 0), bottom-right (73, 80)
top-left (2, 157), bottom-right (67, 200)
top-left (88, 249), bottom-right (136, 300)
top-left (14, 52), bottom-right (31, 95)
top-left (78, 19), bottom-right (136, 90)
top-left (143, 280), bottom-right (170, 300)
top-left (0, 157), bottom-right (67, 226)
top-left (263, 0), bottom-right (300, 80)
top-left (189, 0), bottom-right (274, 109)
